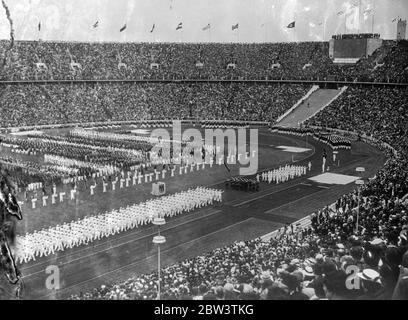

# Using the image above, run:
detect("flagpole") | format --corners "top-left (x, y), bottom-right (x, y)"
top-left (294, 25), bottom-right (296, 43)
top-left (322, 21), bottom-right (325, 41)
top-left (264, 24), bottom-right (267, 42)
top-left (357, 1), bottom-right (360, 34)
top-left (122, 23), bottom-right (127, 43)
top-left (344, 12), bottom-right (347, 34)
top-left (372, 0), bottom-right (375, 36)
top-left (151, 24), bottom-right (156, 43)
top-left (207, 0), bottom-right (211, 43)
top-left (266, 23), bottom-right (268, 43)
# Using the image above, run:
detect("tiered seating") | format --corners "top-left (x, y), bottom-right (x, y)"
top-left (0, 83), bottom-right (309, 127)
top-left (69, 86), bottom-right (408, 300)
top-left (1, 40), bottom-right (406, 82)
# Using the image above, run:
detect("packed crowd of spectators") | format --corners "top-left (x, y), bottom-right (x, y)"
top-left (0, 83), bottom-right (308, 127)
top-left (69, 84), bottom-right (408, 300)
top-left (372, 41), bottom-right (408, 83)
top-left (332, 33), bottom-right (381, 40)
top-left (70, 156), bottom-right (408, 300)
top-left (1, 38), bottom-right (407, 300)
top-left (1, 40), bottom-right (406, 82)
top-left (306, 86), bottom-right (408, 155)
top-left (270, 126), bottom-right (351, 150)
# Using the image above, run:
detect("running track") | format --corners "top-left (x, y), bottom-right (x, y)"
top-left (17, 131), bottom-right (385, 299)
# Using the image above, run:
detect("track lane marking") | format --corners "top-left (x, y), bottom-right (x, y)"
top-left (233, 183), bottom-right (318, 207)
top-left (263, 188), bottom-right (325, 214)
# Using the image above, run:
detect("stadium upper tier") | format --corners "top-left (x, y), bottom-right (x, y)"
top-left (0, 40), bottom-right (407, 82)
top-left (0, 83), bottom-right (308, 127)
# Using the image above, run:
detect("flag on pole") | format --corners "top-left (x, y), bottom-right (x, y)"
top-left (202, 23), bottom-right (210, 31)
top-left (38, 22), bottom-right (41, 31)
top-left (150, 24), bottom-right (155, 33)
top-left (232, 23), bottom-right (239, 30)
top-left (93, 21), bottom-right (99, 28)
top-left (287, 21), bottom-right (295, 28)
top-left (176, 22), bottom-right (183, 30)
top-left (120, 24), bottom-right (127, 32)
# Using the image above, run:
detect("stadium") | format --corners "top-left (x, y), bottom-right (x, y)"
top-left (0, 0), bottom-right (407, 302)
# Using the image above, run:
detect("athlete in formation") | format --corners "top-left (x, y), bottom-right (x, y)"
top-left (257, 164), bottom-right (308, 184)
top-left (14, 187), bottom-right (223, 264)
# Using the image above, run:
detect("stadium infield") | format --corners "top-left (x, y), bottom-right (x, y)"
top-left (9, 127), bottom-right (314, 234)
top-left (10, 127), bottom-right (385, 299)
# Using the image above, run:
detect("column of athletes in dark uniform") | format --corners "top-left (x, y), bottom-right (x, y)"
top-left (270, 126), bottom-right (352, 150)
top-left (225, 163), bottom-right (310, 192)
top-left (4, 147), bottom-right (254, 210)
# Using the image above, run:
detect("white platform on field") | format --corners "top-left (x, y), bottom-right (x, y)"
top-left (275, 146), bottom-right (311, 153)
top-left (131, 129), bottom-right (151, 135)
top-left (309, 173), bottom-right (359, 185)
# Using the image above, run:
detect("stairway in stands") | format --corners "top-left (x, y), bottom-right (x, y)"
top-left (277, 86), bottom-right (347, 128)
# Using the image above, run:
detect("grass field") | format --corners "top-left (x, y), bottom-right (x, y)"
top-left (1, 125), bottom-right (386, 299)
top-left (7, 126), bottom-right (315, 234)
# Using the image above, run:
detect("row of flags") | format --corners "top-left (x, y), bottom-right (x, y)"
top-left (37, 20), bottom-right (297, 33)
top-left (87, 21), bottom-right (298, 32)
top-left (37, 13), bottom-right (402, 34)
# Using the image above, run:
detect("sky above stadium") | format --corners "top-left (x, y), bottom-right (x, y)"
top-left (0, 0), bottom-right (407, 43)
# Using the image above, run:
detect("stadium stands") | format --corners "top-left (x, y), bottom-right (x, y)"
top-left (69, 86), bottom-right (408, 300)
top-left (0, 83), bottom-right (308, 127)
top-left (306, 87), bottom-right (408, 154)
top-left (1, 40), bottom-right (407, 82)
top-left (1, 37), bottom-right (407, 301)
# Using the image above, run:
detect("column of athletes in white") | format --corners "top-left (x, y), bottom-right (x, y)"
top-left (14, 187), bottom-right (223, 264)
